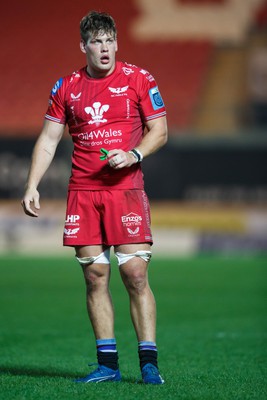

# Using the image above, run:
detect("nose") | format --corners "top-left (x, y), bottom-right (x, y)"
top-left (101, 42), bottom-right (108, 52)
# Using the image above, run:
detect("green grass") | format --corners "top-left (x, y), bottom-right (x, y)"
top-left (0, 254), bottom-right (266, 400)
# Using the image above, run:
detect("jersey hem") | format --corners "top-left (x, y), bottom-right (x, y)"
top-left (63, 240), bottom-right (153, 247)
top-left (67, 185), bottom-right (144, 191)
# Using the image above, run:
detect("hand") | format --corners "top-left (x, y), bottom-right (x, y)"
top-left (21, 188), bottom-right (40, 217)
top-left (107, 149), bottom-right (137, 169)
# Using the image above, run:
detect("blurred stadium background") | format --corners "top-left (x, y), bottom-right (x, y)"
top-left (1, 0), bottom-right (267, 257)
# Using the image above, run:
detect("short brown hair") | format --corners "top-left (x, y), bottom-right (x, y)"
top-left (80, 11), bottom-right (117, 43)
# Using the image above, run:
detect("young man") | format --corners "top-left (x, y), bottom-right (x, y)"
top-left (21, 11), bottom-right (168, 384)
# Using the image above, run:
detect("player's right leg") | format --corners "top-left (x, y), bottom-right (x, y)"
top-left (74, 245), bottom-right (121, 383)
top-left (63, 191), bottom-right (120, 382)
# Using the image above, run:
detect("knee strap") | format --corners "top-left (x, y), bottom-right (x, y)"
top-left (115, 250), bottom-right (152, 266)
top-left (76, 249), bottom-right (110, 266)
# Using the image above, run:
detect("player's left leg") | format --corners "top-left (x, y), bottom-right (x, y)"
top-left (115, 243), bottom-right (155, 341)
top-left (115, 243), bottom-right (164, 384)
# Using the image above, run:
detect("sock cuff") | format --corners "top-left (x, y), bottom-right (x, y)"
top-left (96, 338), bottom-right (116, 345)
top-left (96, 338), bottom-right (117, 353)
top-left (138, 341), bottom-right (157, 351)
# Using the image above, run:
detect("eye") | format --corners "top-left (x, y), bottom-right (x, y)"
top-left (90, 39), bottom-right (100, 45)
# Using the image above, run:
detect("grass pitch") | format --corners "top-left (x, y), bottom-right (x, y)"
top-left (0, 254), bottom-right (266, 400)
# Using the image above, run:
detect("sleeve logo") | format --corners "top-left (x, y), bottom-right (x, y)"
top-left (149, 86), bottom-right (164, 110)
top-left (51, 78), bottom-right (63, 95)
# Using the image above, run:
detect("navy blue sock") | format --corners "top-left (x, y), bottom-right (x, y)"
top-left (138, 341), bottom-right (158, 369)
top-left (96, 339), bottom-right (119, 370)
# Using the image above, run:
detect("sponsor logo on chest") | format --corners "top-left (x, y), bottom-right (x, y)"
top-left (108, 85), bottom-right (129, 97)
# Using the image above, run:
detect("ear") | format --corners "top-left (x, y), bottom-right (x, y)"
top-left (80, 40), bottom-right (86, 54)
top-left (115, 40), bottom-right (118, 52)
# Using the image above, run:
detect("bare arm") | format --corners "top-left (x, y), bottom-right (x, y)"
top-left (107, 116), bottom-right (168, 168)
top-left (135, 115), bottom-right (168, 157)
top-left (21, 120), bottom-right (65, 217)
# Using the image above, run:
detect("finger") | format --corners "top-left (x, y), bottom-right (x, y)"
top-left (107, 149), bottom-right (120, 159)
top-left (34, 197), bottom-right (40, 210)
top-left (109, 154), bottom-right (124, 168)
top-left (108, 157), bottom-right (117, 168)
top-left (21, 199), bottom-right (39, 217)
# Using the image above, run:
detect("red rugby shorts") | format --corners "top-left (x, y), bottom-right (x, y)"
top-left (63, 190), bottom-right (153, 247)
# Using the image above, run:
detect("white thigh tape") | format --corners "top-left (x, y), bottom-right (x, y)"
top-left (76, 249), bottom-right (110, 266)
top-left (115, 250), bottom-right (152, 266)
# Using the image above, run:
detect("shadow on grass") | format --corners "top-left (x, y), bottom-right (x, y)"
top-left (1, 366), bottom-right (139, 384)
top-left (0, 365), bottom-right (77, 379)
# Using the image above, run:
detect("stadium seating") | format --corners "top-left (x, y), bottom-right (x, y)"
top-left (0, 0), bottom-right (266, 135)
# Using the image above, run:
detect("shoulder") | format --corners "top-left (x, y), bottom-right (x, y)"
top-left (118, 61), bottom-right (150, 76)
top-left (50, 67), bottom-right (86, 94)
top-left (117, 61), bottom-right (156, 86)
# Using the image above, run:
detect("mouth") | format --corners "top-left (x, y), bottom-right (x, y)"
top-left (100, 55), bottom-right (110, 64)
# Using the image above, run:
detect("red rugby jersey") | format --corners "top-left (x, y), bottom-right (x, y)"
top-left (45, 61), bottom-right (166, 190)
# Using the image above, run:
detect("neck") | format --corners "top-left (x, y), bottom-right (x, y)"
top-left (86, 64), bottom-right (116, 79)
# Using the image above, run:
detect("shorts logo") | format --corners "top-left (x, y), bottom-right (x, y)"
top-left (65, 215), bottom-right (80, 224)
top-left (121, 212), bottom-right (142, 237)
top-left (85, 102), bottom-right (110, 124)
top-left (127, 227), bottom-right (140, 235)
top-left (64, 227), bottom-right (80, 236)
top-left (64, 215), bottom-right (80, 238)
top-left (149, 86), bottom-right (164, 110)
top-left (121, 212), bottom-right (142, 224)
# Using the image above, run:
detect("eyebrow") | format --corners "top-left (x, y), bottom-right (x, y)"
top-left (89, 32), bottom-right (116, 40)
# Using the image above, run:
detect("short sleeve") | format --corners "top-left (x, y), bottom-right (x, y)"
top-left (137, 70), bottom-right (166, 122)
top-left (45, 77), bottom-right (66, 125)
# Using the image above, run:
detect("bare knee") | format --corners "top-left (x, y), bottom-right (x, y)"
top-left (76, 249), bottom-right (111, 292)
top-left (84, 269), bottom-right (108, 292)
top-left (81, 264), bottom-right (110, 294)
top-left (115, 250), bottom-right (152, 295)
top-left (121, 267), bottom-right (148, 295)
